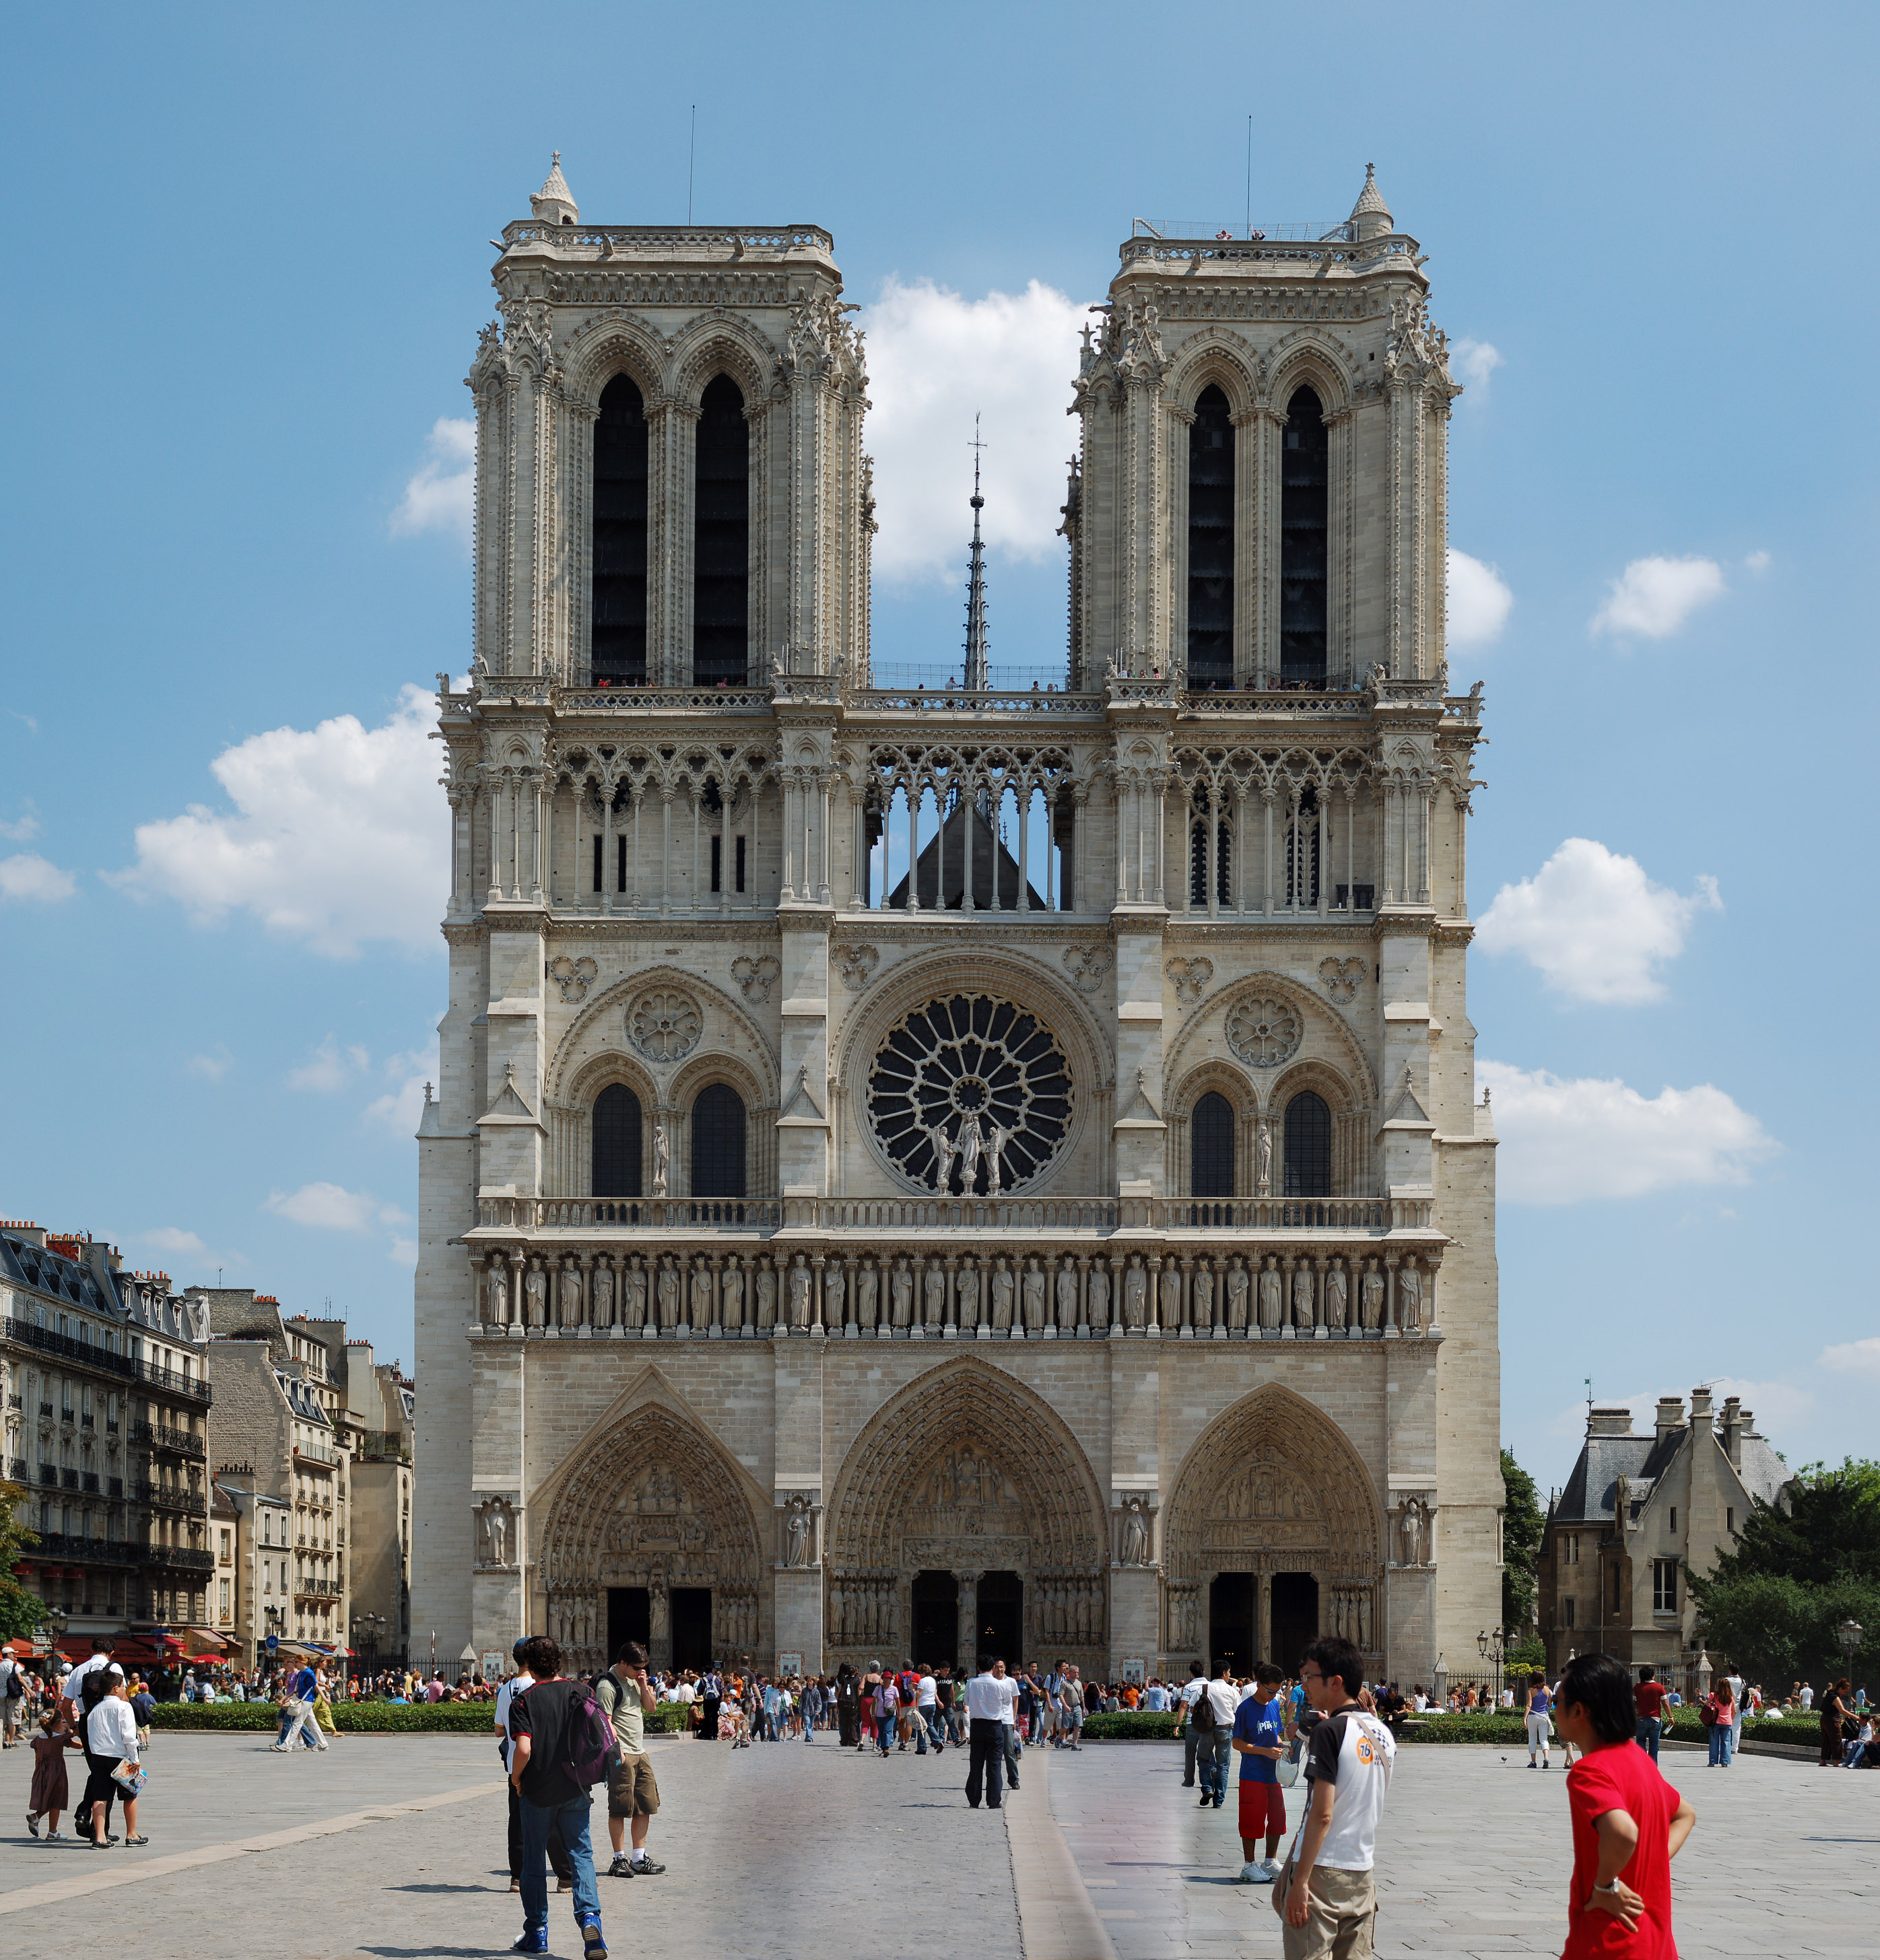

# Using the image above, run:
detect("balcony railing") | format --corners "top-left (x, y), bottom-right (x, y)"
top-left (34, 1532), bottom-right (141, 1566)
top-left (134, 1481), bottom-right (205, 1514)
top-left (5, 1458), bottom-right (26, 1481)
top-left (3, 1316), bottom-right (134, 1378)
top-left (294, 1439), bottom-right (341, 1466)
top-left (294, 1577), bottom-right (343, 1598)
top-left (146, 1543), bottom-right (213, 1572)
top-left (131, 1421), bottom-right (206, 1460)
top-left (136, 1357), bottom-right (211, 1404)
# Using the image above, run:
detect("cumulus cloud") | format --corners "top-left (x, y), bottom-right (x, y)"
top-left (288, 1036), bottom-right (372, 1093)
top-left (265, 1182), bottom-right (409, 1233)
top-left (1743, 550), bottom-right (1771, 574)
top-left (387, 1236), bottom-right (419, 1267)
top-left (1447, 549), bottom-right (1514, 648)
top-left (1592, 555), bottom-right (1727, 638)
top-left (365, 1048), bottom-right (434, 1136)
top-left (138, 1227), bottom-right (209, 1259)
top-left (0, 803), bottom-right (40, 842)
top-left (1451, 337), bottom-right (1503, 397)
top-left (1479, 1059), bottom-right (1776, 1204)
top-left (859, 276), bottom-right (1087, 585)
top-left (1819, 1337), bottom-right (1880, 1382)
top-left (187, 1047), bottom-right (234, 1081)
top-left (0, 853), bottom-right (77, 902)
top-left (391, 417), bottom-right (475, 545)
top-left (1706, 1374), bottom-right (1817, 1431)
top-left (1478, 838), bottom-right (1721, 1004)
top-left (110, 684), bottom-right (445, 957)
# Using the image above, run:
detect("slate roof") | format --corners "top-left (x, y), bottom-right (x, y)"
top-left (0, 1231), bottom-right (117, 1317)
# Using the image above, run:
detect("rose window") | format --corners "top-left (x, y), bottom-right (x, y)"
top-left (1226, 995), bottom-right (1302, 1068)
top-left (628, 988), bottom-right (702, 1064)
top-left (867, 994), bottom-right (1073, 1194)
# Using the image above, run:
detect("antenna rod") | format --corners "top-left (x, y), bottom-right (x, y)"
top-left (1246, 114), bottom-right (1252, 236)
top-left (687, 105), bottom-right (697, 224)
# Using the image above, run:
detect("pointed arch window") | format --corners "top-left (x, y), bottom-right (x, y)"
top-left (691, 1083), bottom-right (747, 1198)
top-left (1187, 384), bottom-right (1234, 688)
top-left (1191, 1091), bottom-right (1235, 1197)
top-left (591, 376), bottom-right (648, 684)
top-left (694, 376), bottom-right (749, 687)
top-left (591, 1083), bottom-right (643, 1198)
top-left (1285, 784), bottom-right (1320, 908)
top-left (1280, 385), bottom-right (1328, 685)
top-left (1283, 1090), bottom-right (1331, 1198)
top-left (1189, 793), bottom-right (1232, 906)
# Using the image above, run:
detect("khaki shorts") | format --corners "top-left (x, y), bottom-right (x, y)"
top-left (607, 1751), bottom-right (660, 1819)
top-left (1273, 1862), bottom-right (1377, 1960)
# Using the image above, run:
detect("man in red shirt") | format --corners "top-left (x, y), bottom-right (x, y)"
top-left (1632, 1668), bottom-right (1668, 1761)
top-left (1555, 1654), bottom-right (1696, 1959)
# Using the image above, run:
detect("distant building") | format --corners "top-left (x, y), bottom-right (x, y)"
top-left (1538, 1389), bottom-right (1790, 1687)
top-left (337, 1337), bottom-right (413, 1666)
top-left (1, 1222), bottom-right (214, 1657)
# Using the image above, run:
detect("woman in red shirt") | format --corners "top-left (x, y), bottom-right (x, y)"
top-left (1554, 1653), bottom-right (1696, 1959)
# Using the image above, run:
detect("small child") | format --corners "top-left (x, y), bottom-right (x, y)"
top-left (131, 1679), bottom-right (156, 1750)
top-left (26, 1709), bottom-right (83, 1840)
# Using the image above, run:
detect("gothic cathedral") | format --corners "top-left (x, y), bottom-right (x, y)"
top-left (413, 156), bottom-right (1500, 1685)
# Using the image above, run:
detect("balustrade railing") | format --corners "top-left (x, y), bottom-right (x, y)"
top-left (131, 1420), bottom-right (206, 1459)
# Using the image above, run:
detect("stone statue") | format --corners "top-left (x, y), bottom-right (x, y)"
top-left (592, 1260), bottom-right (615, 1327)
top-left (1291, 1263), bottom-right (1314, 1328)
top-left (892, 1258), bottom-right (914, 1328)
top-left (689, 1262), bottom-right (713, 1330)
top-left (784, 1495), bottom-right (812, 1569)
top-left (1087, 1262), bottom-right (1111, 1330)
top-left (928, 1119), bottom-right (957, 1192)
top-left (657, 1257), bottom-right (680, 1330)
top-left (483, 1259), bottom-right (510, 1326)
top-left (477, 1495), bottom-right (512, 1567)
top-left (856, 1262), bottom-right (878, 1329)
top-left (1324, 1262), bottom-right (1348, 1331)
top-left (955, 1116), bottom-right (982, 1192)
top-left (1123, 1255), bottom-right (1147, 1330)
top-left (1056, 1259), bottom-right (1079, 1332)
top-left (1159, 1263), bottom-right (1181, 1331)
top-left (1398, 1261), bottom-right (1423, 1330)
top-left (1256, 1119), bottom-right (1273, 1195)
top-left (788, 1256), bottom-right (812, 1328)
top-left (1021, 1258), bottom-right (1046, 1331)
top-left (1258, 1255), bottom-right (1282, 1330)
top-left (652, 1122), bottom-right (669, 1197)
top-left (955, 1262), bottom-right (978, 1328)
top-left (525, 1261), bottom-right (548, 1328)
top-left (986, 1124), bottom-right (1008, 1193)
top-left (650, 1573), bottom-right (669, 1639)
top-left (923, 1260), bottom-right (946, 1326)
top-left (1399, 1496), bottom-right (1424, 1567)
top-left (990, 1257), bottom-right (1013, 1330)
top-left (756, 1260), bottom-right (777, 1329)
top-left (623, 1258), bottom-right (647, 1329)
top-left (1226, 1259), bottom-right (1249, 1330)
top-left (1119, 1497), bottom-right (1150, 1566)
top-left (719, 1261), bottom-right (743, 1330)
top-left (824, 1263), bottom-right (846, 1328)
top-left (559, 1261), bottom-right (582, 1328)
top-left (1192, 1263), bottom-right (1215, 1330)
top-left (1361, 1260), bottom-right (1385, 1330)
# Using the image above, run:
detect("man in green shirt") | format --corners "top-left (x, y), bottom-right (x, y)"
top-left (595, 1642), bottom-right (665, 1878)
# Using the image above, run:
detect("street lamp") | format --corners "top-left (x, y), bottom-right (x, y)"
top-left (1477, 1627), bottom-right (1506, 1704)
top-left (1838, 1619), bottom-right (1863, 1670)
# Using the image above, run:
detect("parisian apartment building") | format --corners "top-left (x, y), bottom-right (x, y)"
top-left (1, 1223), bottom-right (215, 1647)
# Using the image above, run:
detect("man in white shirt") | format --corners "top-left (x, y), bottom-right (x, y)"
top-left (964, 1656), bottom-right (1009, 1809)
top-left (1197, 1662), bottom-right (1239, 1806)
top-left (66, 1639), bottom-right (120, 1839)
top-left (0, 1650), bottom-right (23, 1747)
top-left (1176, 1662), bottom-right (1209, 1788)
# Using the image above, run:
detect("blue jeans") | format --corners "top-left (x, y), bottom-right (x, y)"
top-left (1707, 1723), bottom-right (1733, 1766)
top-left (1197, 1731), bottom-right (1230, 1800)
top-left (920, 1707), bottom-right (947, 1752)
top-left (517, 1790), bottom-right (600, 1935)
top-left (1635, 1717), bottom-right (1660, 1760)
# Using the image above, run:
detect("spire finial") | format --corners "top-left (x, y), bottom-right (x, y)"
top-left (963, 415), bottom-right (990, 691)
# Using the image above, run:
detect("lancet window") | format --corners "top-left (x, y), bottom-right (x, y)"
top-left (1191, 1091), bottom-right (1235, 1197)
top-left (591, 375), bottom-right (649, 684)
top-left (692, 1084), bottom-right (747, 1198)
top-left (1187, 384), bottom-right (1234, 689)
top-left (694, 376), bottom-right (749, 687)
top-left (1283, 1091), bottom-right (1332, 1198)
top-left (1280, 386), bottom-right (1329, 685)
top-left (592, 1084), bottom-right (643, 1198)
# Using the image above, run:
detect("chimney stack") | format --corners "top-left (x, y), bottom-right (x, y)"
top-left (1720, 1395), bottom-right (1743, 1467)
top-left (1655, 1396), bottom-right (1683, 1443)
top-left (1586, 1405), bottom-right (1636, 1438)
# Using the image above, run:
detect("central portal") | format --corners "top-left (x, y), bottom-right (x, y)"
top-left (671, 1587), bottom-right (713, 1670)
top-left (1208, 1572), bottom-right (1256, 1675)
top-left (607, 1586), bottom-right (650, 1660)
top-left (1271, 1572), bottom-right (1319, 1674)
top-left (976, 1570), bottom-right (1023, 1666)
top-left (912, 1571), bottom-right (958, 1666)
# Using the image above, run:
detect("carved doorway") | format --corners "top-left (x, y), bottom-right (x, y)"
top-left (978, 1571), bottom-right (1023, 1666)
top-left (672, 1587), bottom-right (713, 1670)
top-left (607, 1586), bottom-right (650, 1659)
top-left (1209, 1572), bottom-right (1256, 1675)
top-left (1271, 1572), bottom-right (1319, 1673)
top-left (912, 1571), bottom-right (959, 1667)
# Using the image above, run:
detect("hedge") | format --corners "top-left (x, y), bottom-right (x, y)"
top-left (150, 1697), bottom-right (699, 1735)
top-left (1083, 1711), bottom-right (1178, 1740)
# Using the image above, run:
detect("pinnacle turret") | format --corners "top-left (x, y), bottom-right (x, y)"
top-left (1349, 162), bottom-right (1392, 242)
top-left (531, 151), bottom-right (578, 226)
top-left (962, 417), bottom-right (990, 691)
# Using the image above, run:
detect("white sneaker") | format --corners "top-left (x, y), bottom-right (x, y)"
top-left (1261, 1860), bottom-right (1283, 1881)
top-left (1239, 1862), bottom-right (1262, 1883)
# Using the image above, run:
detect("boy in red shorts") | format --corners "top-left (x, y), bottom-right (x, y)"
top-left (1555, 1652), bottom-right (1696, 1959)
top-left (1232, 1663), bottom-right (1290, 1883)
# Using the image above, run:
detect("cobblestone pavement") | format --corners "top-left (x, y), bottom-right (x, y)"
top-left (3, 1731), bottom-right (1871, 1958)
top-left (0, 1729), bottom-right (1022, 1959)
top-left (1044, 1738), bottom-right (1875, 1958)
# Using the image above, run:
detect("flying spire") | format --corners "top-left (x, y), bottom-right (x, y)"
top-left (963, 416), bottom-right (989, 691)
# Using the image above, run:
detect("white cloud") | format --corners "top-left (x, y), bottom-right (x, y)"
top-left (1743, 550), bottom-right (1771, 574)
top-left (391, 417), bottom-right (475, 545)
top-left (387, 1236), bottom-right (419, 1266)
top-left (1451, 337), bottom-right (1503, 397)
top-left (186, 1046), bottom-right (234, 1081)
top-left (365, 1049), bottom-right (434, 1136)
top-left (0, 853), bottom-right (77, 902)
top-left (110, 684), bottom-right (445, 957)
top-left (1706, 1374), bottom-right (1817, 1431)
top-left (1447, 549), bottom-right (1514, 647)
top-left (1479, 1059), bottom-right (1776, 1204)
top-left (1478, 838), bottom-right (1721, 1004)
top-left (859, 276), bottom-right (1087, 585)
top-left (288, 1036), bottom-right (372, 1093)
top-left (137, 1227), bottom-right (208, 1259)
top-left (1819, 1337), bottom-right (1880, 1382)
top-left (265, 1182), bottom-right (383, 1231)
top-left (0, 803), bottom-right (40, 842)
top-left (1592, 555), bottom-right (1726, 638)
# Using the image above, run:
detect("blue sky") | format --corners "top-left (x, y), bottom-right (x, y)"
top-left (2, 1), bottom-right (1875, 1496)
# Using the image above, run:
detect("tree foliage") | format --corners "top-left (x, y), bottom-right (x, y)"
top-left (1701, 1459), bottom-right (1880, 1590)
top-left (1500, 1447), bottom-right (1545, 1630)
top-left (1686, 1572), bottom-right (1880, 1687)
top-left (0, 1481), bottom-right (44, 1643)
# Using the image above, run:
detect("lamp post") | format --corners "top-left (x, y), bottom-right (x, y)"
top-left (1477, 1626), bottom-right (1506, 1705)
top-left (1838, 1618), bottom-right (1863, 1674)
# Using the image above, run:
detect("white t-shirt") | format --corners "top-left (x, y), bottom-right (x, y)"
top-left (495, 1669), bottom-right (537, 1738)
top-left (64, 1654), bottom-right (115, 1706)
top-left (1202, 1679), bottom-right (1238, 1726)
top-left (674, 1681), bottom-right (696, 1703)
top-left (1298, 1708), bottom-right (1395, 1872)
top-left (996, 1675), bottom-right (1018, 1724)
top-left (1178, 1677), bottom-right (1206, 1710)
top-left (963, 1670), bottom-right (1004, 1721)
top-left (916, 1672), bottom-right (937, 1708)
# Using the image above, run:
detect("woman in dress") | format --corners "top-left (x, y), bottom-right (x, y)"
top-left (1819, 1678), bottom-right (1852, 1767)
top-left (26, 1708), bottom-right (83, 1839)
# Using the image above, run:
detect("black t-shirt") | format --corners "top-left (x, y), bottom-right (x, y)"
top-left (509, 1678), bottom-right (584, 1807)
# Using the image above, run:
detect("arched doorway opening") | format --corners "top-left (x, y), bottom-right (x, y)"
top-left (1271, 1573), bottom-right (1320, 1675)
top-left (912, 1571), bottom-right (959, 1666)
top-left (977, 1572), bottom-right (1023, 1668)
top-left (1209, 1572), bottom-right (1255, 1676)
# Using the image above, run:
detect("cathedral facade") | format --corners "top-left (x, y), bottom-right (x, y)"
top-left (411, 158), bottom-right (1501, 1687)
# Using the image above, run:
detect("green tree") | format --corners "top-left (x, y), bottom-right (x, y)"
top-left (1688, 1572), bottom-right (1880, 1687)
top-left (1700, 1459), bottom-right (1880, 1590)
top-left (1501, 1447), bottom-right (1545, 1631)
top-left (0, 1481), bottom-right (43, 1644)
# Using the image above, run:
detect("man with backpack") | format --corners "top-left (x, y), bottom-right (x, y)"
top-left (1176, 1660), bottom-right (1209, 1788)
top-left (506, 1635), bottom-right (609, 1959)
top-left (596, 1642), bottom-right (665, 1880)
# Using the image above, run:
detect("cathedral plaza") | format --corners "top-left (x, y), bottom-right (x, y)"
top-left (411, 159), bottom-right (1501, 1691)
